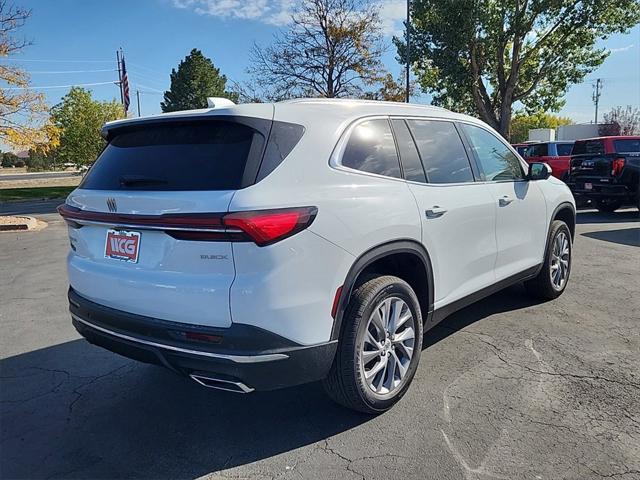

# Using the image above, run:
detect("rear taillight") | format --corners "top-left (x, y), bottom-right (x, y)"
top-left (57, 204), bottom-right (317, 246)
top-left (223, 207), bottom-right (317, 246)
top-left (611, 157), bottom-right (625, 176)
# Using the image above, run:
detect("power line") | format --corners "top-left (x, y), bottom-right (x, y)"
top-left (129, 72), bottom-right (165, 89)
top-left (1, 81), bottom-right (117, 91)
top-left (133, 82), bottom-right (164, 93)
top-left (28, 69), bottom-right (117, 74)
top-left (127, 61), bottom-right (165, 76)
top-left (0, 58), bottom-right (113, 63)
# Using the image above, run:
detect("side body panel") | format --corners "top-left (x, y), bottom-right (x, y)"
top-left (407, 183), bottom-right (497, 308)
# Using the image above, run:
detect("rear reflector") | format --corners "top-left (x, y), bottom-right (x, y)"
top-left (611, 157), bottom-right (625, 176)
top-left (183, 331), bottom-right (223, 344)
top-left (331, 285), bottom-right (343, 319)
top-left (58, 204), bottom-right (317, 246)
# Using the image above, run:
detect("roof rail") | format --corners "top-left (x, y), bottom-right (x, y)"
top-left (207, 97), bottom-right (236, 108)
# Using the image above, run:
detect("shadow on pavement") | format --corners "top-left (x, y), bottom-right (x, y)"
top-left (581, 227), bottom-right (640, 247)
top-left (576, 209), bottom-right (639, 225)
top-left (423, 284), bottom-right (542, 348)
top-left (0, 285), bottom-right (543, 479)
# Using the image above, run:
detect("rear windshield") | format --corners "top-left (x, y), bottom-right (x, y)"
top-left (556, 143), bottom-right (573, 156)
top-left (614, 139), bottom-right (640, 153)
top-left (81, 121), bottom-right (263, 191)
top-left (572, 140), bottom-right (604, 155)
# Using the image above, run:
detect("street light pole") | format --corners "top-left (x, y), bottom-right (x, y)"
top-left (405, 0), bottom-right (410, 103)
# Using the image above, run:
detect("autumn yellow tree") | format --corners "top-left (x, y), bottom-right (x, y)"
top-left (0, 1), bottom-right (58, 151)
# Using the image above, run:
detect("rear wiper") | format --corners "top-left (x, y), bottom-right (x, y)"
top-left (119, 175), bottom-right (168, 187)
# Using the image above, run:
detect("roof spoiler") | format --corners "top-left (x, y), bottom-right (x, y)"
top-left (207, 97), bottom-right (236, 108)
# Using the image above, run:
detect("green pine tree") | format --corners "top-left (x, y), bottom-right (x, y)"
top-left (161, 49), bottom-right (238, 112)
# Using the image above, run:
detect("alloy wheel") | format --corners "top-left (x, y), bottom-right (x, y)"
top-left (550, 231), bottom-right (570, 290)
top-left (360, 297), bottom-right (416, 396)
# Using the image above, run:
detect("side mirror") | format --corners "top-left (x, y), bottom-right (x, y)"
top-left (528, 162), bottom-right (551, 181)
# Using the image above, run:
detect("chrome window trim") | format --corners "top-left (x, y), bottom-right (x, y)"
top-left (329, 113), bottom-right (529, 185)
top-left (329, 115), bottom-right (406, 183)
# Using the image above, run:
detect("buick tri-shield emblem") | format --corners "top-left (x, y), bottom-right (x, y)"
top-left (106, 197), bottom-right (117, 213)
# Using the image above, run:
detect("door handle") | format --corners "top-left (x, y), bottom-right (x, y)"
top-left (498, 195), bottom-right (514, 207)
top-left (425, 206), bottom-right (447, 218)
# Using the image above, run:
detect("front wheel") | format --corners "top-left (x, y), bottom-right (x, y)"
top-left (323, 275), bottom-right (423, 414)
top-left (525, 220), bottom-right (572, 300)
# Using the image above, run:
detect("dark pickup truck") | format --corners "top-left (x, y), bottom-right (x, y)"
top-left (567, 136), bottom-right (640, 212)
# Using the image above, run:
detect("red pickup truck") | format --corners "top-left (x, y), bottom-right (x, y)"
top-left (523, 141), bottom-right (574, 180)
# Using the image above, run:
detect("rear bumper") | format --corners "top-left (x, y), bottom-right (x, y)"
top-left (69, 288), bottom-right (337, 391)
top-left (567, 182), bottom-right (634, 200)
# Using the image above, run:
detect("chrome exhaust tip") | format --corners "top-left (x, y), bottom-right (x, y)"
top-left (189, 373), bottom-right (254, 393)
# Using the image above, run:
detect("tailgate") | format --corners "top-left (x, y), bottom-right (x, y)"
top-left (61, 117), bottom-right (272, 328)
top-left (65, 190), bottom-right (236, 327)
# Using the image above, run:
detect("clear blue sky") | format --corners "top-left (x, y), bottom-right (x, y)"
top-left (4, 0), bottom-right (640, 124)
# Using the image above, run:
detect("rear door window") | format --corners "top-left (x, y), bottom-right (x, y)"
top-left (614, 139), bottom-right (640, 153)
top-left (406, 119), bottom-right (474, 184)
top-left (529, 143), bottom-right (548, 157)
top-left (81, 121), bottom-right (264, 191)
top-left (341, 119), bottom-right (402, 179)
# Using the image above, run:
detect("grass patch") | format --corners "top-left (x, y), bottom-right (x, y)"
top-left (0, 186), bottom-right (76, 202)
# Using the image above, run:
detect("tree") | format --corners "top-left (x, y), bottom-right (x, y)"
top-left (399, 0), bottom-right (640, 138)
top-left (249, 0), bottom-right (385, 99)
top-left (510, 112), bottom-right (573, 143)
top-left (0, 1), bottom-right (53, 149)
top-left (1, 151), bottom-right (18, 167)
top-left (362, 73), bottom-right (417, 102)
top-left (161, 49), bottom-right (238, 112)
top-left (50, 87), bottom-right (124, 168)
top-left (600, 105), bottom-right (640, 136)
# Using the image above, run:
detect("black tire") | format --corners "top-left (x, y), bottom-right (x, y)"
top-left (525, 220), bottom-right (572, 300)
top-left (322, 275), bottom-right (423, 414)
top-left (596, 199), bottom-right (622, 213)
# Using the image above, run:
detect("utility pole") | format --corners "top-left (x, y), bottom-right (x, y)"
top-left (592, 78), bottom-right (602, 124)
top-left (405, 0), bottom-right (410, 103)
top-left (136, 90), bottom-right (141, 117)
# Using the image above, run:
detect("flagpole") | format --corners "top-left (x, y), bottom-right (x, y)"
top-left (116, 49), bottom-right (124, 105)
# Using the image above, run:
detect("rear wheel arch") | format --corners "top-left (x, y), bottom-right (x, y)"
top-left (331, 240), bottom-right (434, 341)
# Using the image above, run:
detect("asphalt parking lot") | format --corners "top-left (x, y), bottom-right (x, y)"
top-left (1, 202), bottom-right (639, 480)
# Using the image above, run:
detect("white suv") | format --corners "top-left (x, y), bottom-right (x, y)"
top-left (59, 98), bottom-right (575, 413)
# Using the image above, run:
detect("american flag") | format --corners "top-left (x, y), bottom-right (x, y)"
top-left (121, 55), bottom-right (130, 113)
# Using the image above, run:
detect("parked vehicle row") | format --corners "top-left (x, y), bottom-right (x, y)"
top-left (513, 136), bottom-right (640, 212)
top-left (59, 98), bottom-right (576, 413)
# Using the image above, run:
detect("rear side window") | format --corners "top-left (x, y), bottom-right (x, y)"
top-left (341, 119), bottom-right (401, 178)
top-left (528, 143), bottom-right (548, 157)
top-left (572, 140), bottom-right (604, 155)
top-left (82, 121), bottom-right (263, 191)
top-left (461, 123), bottom-right (524, 181)
top-left (556, 143), bottom-right (573, 156)
top-left (407, 120), bottom-right (474, 184)
top-left (390, 119), bottom-right (426, 183)
top-left (614, 139), bottom-right (640, 153)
